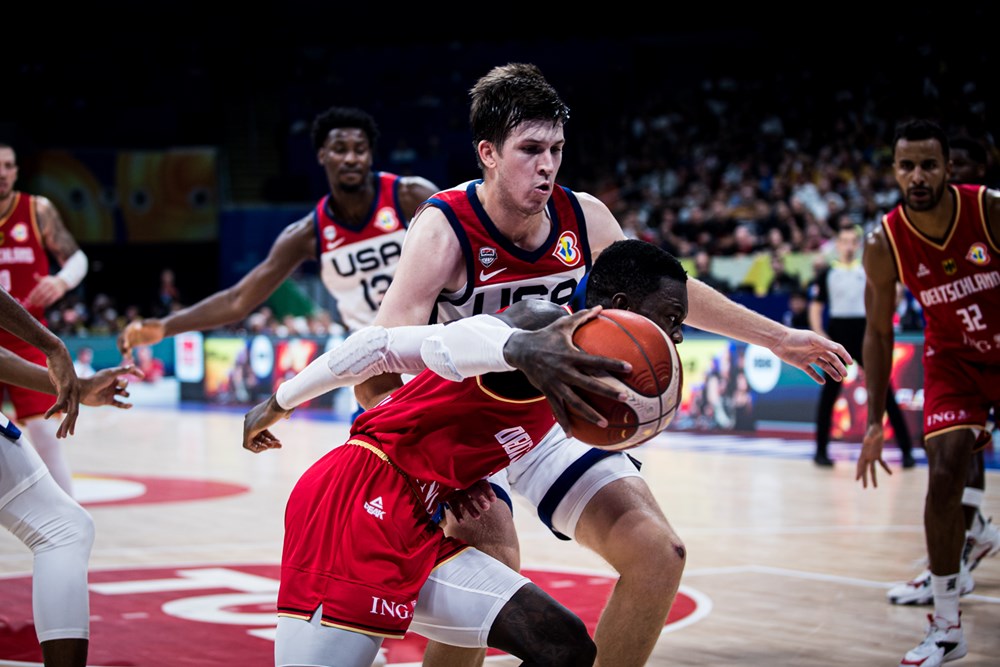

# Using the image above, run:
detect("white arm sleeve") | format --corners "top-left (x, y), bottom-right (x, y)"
top-left (274, 323), bottom-right (445, 410)
top-left (55, 250), bottom-right (88, 289)
top-left (420, 314), bottom-right (516, 382)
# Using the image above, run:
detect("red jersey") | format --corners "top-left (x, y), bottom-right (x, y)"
top-left (882, 184), bottom-right (1000, 363)
top-left (314, 172), bottom-right (407, 331)
top-left (0, 192), bottom-right (49, 345)
top-left (419, 180), bottom-right (593, 322)
top-left (352, 367), bottom-right (556, 515)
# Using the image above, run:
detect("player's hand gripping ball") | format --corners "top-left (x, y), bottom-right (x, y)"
top-left (569, 309), bottom-right (682, 451)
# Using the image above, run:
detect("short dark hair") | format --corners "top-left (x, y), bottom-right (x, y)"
top-left (893, 118), bottom-right (949, 159)
top-left (311, 106), bottom-right (380, 151)
top-left (587, 239), bottom-right (687, 307)
top-left (468, 63), bottom-right (571, 167)
top-left (949, 135), bottom-right (988, 166)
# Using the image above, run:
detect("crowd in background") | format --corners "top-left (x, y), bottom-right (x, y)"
top-left (29, 23), bottom-right (997, 340)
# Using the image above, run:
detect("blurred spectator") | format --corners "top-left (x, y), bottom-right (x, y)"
top-left (133, 346), bottom-right (165, 383)
top-left (767, 251), bottom-right (802, 295)
top-left (692, 248), bottom-right (732, 294)
top-left (152, 268), bottom-right (182, 318)
top-left (782, 289), bottom-right (810, 329)
top-left (73, 346), bottom-right (96, 378)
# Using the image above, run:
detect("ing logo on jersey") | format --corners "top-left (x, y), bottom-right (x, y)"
top-left (375, 208), bottom-right (400, 232)
top-left (942, 258), bottom-right (958, 275)
top-left (966, 243), bottom-right (991, 266)
top-left (479, 246), bottom-right (497, 267)
top-left (10, 223), bottom-right (29, 243)
top-left (553, 231), bottom-right (581, 267)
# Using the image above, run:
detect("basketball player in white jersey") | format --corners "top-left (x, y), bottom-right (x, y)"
top-left (117, 106), bottom-right (439, 351)
top-left (357, 63), bottom-right (852, 667)
top-left (1, 286), bottom-right (141, 667)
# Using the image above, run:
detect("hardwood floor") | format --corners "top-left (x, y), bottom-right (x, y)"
top-left (1, 405), bottom-right (997, 666)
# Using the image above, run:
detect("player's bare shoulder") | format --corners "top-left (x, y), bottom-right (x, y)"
top-left (574, 189), bottom-right (626, 252)
top-left (397, 176), bottom-right (440, 218)
top-left (863, 223), bottom-right (898, 281)
top-left (985, 187), bottom-right (1000, 232)
top-left (272, 214), bottom-right (319, 262)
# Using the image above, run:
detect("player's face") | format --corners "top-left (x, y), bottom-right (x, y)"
top-left (949, 148), bottom-right (984, 185)
top-left (894, 138), bottom-right (949, 212)
top-left (318, 128), bottom-right (372, 192)
top-left (835, 228), bottom-right (859, 262)
top-left (630, 279), bottom-right (688, 345)
top-left (494, 120), bottom-right (564, 215)
top-left (0, 147), bottom-right (18, 199)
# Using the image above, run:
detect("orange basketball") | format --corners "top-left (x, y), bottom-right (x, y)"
top-left (568, 309), bottom-right (682, 451)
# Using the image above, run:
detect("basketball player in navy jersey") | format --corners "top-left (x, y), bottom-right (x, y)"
top-left (357, 63), bottom-right (851, 667)
top-left (117, 106), bottom-right (439, 350)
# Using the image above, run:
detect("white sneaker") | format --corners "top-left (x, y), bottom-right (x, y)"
top-left (899, 614), bottom-right (967, 666)
top-left (887, 567), bottom-right (974, 606)
top-left (964, 513), bottom-right (1000, 571)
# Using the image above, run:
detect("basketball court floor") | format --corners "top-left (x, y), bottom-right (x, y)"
top-left (1, 402), bottom-right (998, 666)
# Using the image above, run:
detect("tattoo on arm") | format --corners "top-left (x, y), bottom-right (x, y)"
top-left (36, 198), bottom-right (80, 264)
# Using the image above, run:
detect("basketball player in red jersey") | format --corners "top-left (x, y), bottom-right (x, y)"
top-left (117, 106), bottom-right (439, 346)
top-left (0, 142), bottom-right (89, 497)
top-left (358, 63), bottom-right (851, 667)
top-left (242, 300), bottom-right (636, 667)
top-left (858, 119), bottom-right (1000, 667)
top-left (2, 285), bottom-right (141, 667)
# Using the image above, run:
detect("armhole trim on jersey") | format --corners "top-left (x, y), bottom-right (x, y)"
top-left (426, 197), bottom-right (476, 309)
top-left (880, 214), bottom-right (906, 289)
top-left (560, 186), bottom-right (594, 271)
top-left (976, 185), bottom-right (1000, 253)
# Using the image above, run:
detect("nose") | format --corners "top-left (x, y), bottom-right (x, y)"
top-left (537, 151), bottom-right (554, 176)
top-left (671, 328), bottom-right (684, 344)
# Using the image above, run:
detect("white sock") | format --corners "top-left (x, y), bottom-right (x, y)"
top-left (931, 574), bottom-right (961, 624)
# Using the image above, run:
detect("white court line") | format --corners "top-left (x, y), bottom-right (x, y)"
top-left (682, 563), bottom-right (1000, 603)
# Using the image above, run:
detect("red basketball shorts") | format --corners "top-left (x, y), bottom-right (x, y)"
top-left (277, 437), bottom-right (468, 638)
top-left (0, 337), bottom-right (57, 420)
top-left (922, 349), bottom-right (1000, 449)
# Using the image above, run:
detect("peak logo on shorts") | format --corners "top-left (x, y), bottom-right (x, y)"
top-left (365, 496), bottom-right (386, 519)
top-left (553, 231), bottom-right (581, 267)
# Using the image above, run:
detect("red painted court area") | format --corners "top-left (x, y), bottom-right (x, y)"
top-left (0, 563), bottom-right (703, 666)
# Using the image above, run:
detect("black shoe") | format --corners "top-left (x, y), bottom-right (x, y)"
top-left (813, 454), bottom-right (834, 467)
top-left (902, 452), bottom-right (916, 468)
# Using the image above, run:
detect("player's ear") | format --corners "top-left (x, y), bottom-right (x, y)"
top-left (610, 293), bottom-right (630, 311)
top-left (478, 140), bottom-right (497, 169)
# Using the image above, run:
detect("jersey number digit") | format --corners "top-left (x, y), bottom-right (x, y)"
top-left (957, 304), bottom-right (987, 332)
top-left (361, 273), bottom-right (393, 311)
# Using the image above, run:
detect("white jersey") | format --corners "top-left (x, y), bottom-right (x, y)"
top-left (315, 172), bottom-right (408, 331)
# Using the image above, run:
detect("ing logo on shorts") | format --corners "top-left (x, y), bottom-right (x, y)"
top-left (553, 231), bottom-right (581, 267)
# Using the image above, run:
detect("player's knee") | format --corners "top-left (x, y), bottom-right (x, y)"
top-left (488, 584), bottom-right (595, 665)
top-left (28, 503), bottom-right (94, 558)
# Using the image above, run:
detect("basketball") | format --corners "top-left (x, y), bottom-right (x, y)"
top-left (567, 309), bottom-right (683, 451)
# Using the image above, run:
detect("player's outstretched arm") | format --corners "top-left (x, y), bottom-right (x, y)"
top-left (0, 288), bottom-right (80, 436)
top-left (25, 195), bottom-right (87, 310)
top-left (685, 279), bottom-right (851, 383)
top-left (79, 365), bottom-right (145, 408)
top-left (856, 228), bottom-right (899, 488)
top-left (119, 217), bottom-right (316, 357)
